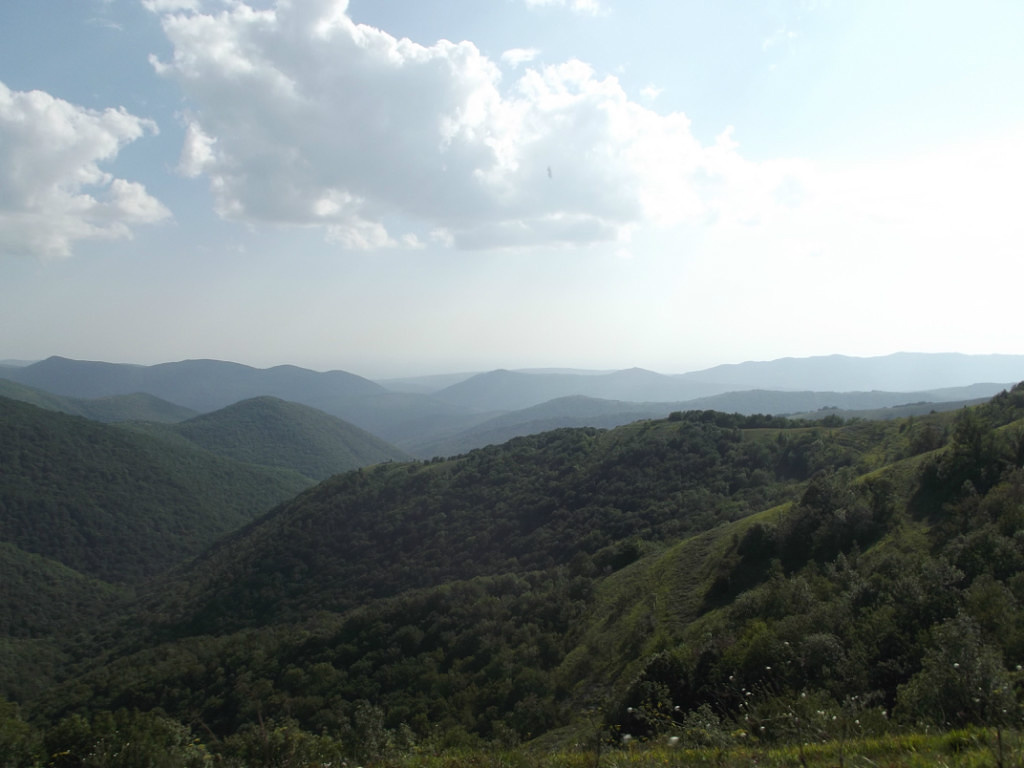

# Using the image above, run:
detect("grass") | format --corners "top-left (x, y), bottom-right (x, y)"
top-left (367, 728), bottom-right (1024, 767)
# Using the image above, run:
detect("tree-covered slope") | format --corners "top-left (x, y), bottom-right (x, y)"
top-left (130, 396), bottom-right (411, 481)
top-left (0, 378), bottom-right (196, 423)
top-left (0, 543), bottom-right (127, 639)
top-left (141, 411), bottom-right (864, 639)
top-left (0, 396), bottom-right (313, 584)
top-left (14, 385), bottom-right (1024, 761)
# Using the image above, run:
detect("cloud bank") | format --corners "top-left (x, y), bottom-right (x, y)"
top-left (148, 0), bottom-right (779, 250)
top-left (0, 81), bottom-right (170, 259)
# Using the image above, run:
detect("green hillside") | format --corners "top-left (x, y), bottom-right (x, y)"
top-left (0, 396), bottom-right (313, 584)
top-left (135, 411), bottom-right (849, 638)
top-left (0, 378), bottom-right (196, 422)
top-left (0, 543), bottom-right (127, 639)
top-left (5, 386), bottom-right (1024, 767)
top-left (131, 396), bottom-right (411, 481)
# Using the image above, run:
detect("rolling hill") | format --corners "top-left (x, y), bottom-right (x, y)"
top-left (0, 378), bottom-right (197, 423)
top-left (20, 385), bottom-right (1022, 752)
top-left (5, 383), bottom-right (1024, 765)
top-left (128, 396), bottom-right (411, 481)
top-left (132, 407), bottom-right (881, 640)
top-left (0, 396), bottom-right (313, 584)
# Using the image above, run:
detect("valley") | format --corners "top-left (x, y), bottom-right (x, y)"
top-left (1, 354), bottom-right (1024, 766)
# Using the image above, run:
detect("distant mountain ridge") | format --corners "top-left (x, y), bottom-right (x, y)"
top-left (406, 385), bottom-right (1010, 457)
top-left (5, 353), bottom-right (1023, 458)
top-left (5, 356), bottom-right (384, 412)
top-left (678, 352), bottom-right (1024, 392)
top-left (430, 367), bottom-right (723, 411)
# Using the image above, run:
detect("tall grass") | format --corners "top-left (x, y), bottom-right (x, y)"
top-left (370, 728), bottom-right (1024, 768)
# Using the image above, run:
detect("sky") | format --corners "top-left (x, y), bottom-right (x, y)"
top-left (0, 0), bottom-right (1021, 378)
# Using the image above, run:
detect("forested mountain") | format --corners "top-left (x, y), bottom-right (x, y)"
top-left (405, 389), bottom-right (1000, 458)
top-left (0, 542), bottom-right (126, 639)
top-left (127, 396), bottom-right (411, 481)
top-left (0, 397), bottom-right (312, 584)
top-left (2, 356), bottom-right (485, 450)
top-left (6, 355), bottom-right (1021, 459)
top-left (132, 412), bottom-right (829, 639)
top-left (4, 380), bottom-right (1024, 766)
top-left (3, 356), bottom-right (384, 412)
top-left (0, 378), bottom-right (197, 423)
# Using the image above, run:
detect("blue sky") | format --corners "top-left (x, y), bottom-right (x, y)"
top-left (0, 0), bottom-right (1021, 377)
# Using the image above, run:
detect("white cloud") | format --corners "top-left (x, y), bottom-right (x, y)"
top-left (150, 0), bottom-right (789, 251)
top-left (501, 48), bottom-right (540, 68)
top-left (141, 0), bottom-right (200, 11)
top-left (177, 118), bottom-right (217, 178)
top-left (523, 0), bottom-right (605, 15)
top-left (639, 84), bottom-right (662, 102)
top-left (0, 81), bottom-right (170, 259)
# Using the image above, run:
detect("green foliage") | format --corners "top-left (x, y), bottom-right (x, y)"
top-left (896, 615), bottom-right (1017, 727)
top-left (0, 378), bottom-right (197, 423)
top-left (0, 396), bottom-right (312, 583)
top-left (43, 709), bottom-right (211, 768)
top-left (128, 396), bottom-right (410, 481)
top-left (140, 418), bottom-right (835, 636)
top-left (6, 386), bottom-right (1024, 760)
top-left (0, 697), bottom-right (40, 768)
top-left (0, 543), bottom-right (127, 638)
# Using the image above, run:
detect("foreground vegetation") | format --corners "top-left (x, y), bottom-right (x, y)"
top-left (5, 700), bottom-right (1024, 768)
top-left (3, 384), bottom-right (1024, 766)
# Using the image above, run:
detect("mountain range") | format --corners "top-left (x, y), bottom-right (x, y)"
top-left (3, 352), bottom-right (1021, 457)
top-left (2, 351), bottom-right (1024, 764)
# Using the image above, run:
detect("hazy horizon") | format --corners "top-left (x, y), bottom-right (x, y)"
top-left (6, 349), bottom-right (1024, 384)
top-left (2, 1), bottom-right (1021, 377)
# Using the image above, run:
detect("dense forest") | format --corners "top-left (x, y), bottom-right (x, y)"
top-left (2, 384), bottom-right (1024, 766)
